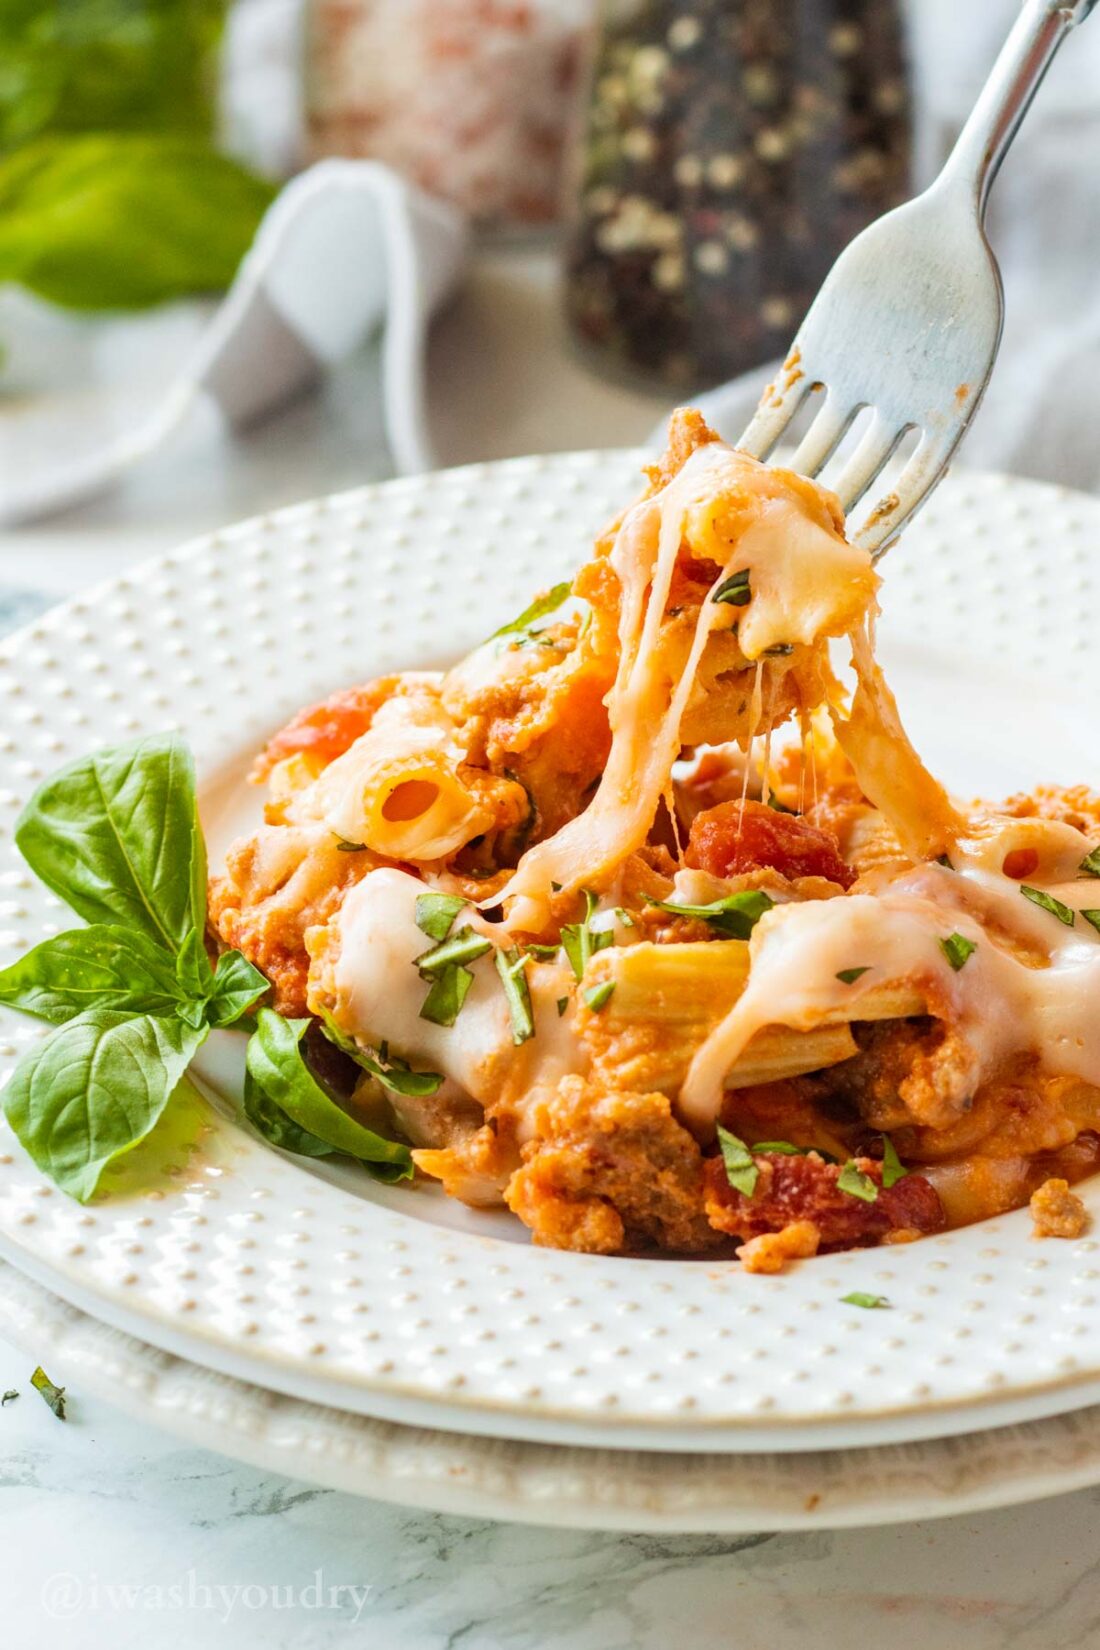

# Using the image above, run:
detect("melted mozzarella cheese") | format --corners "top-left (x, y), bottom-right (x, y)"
top-left (729, 495), bottom-right (875, 660)
top-left (495, 442), bottom-right (877, 929)
top-left (326, 867), bottom-right (582, 1134)
top-left (680, 824), bottom-right (1100, 1132)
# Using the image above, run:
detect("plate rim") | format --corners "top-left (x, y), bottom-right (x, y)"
top-left (6, 1255), bottom-right (1100, 1533)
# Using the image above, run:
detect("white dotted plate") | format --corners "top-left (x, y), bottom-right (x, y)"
top-left (1, 453), bottom-right (1100, 1454)
top-left (7, 1257), bottom-right (1100, 1531)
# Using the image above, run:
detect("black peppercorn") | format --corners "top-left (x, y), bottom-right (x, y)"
top-left (563, 0), bottom-right (912, 389)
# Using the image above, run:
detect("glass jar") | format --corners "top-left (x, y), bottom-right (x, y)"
top-left (563, 0), bottom-right (912, 388)
top-left (306, 0), bottom-right (594, 230)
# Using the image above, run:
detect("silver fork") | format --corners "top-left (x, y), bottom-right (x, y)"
top-left (739, 0), bottom-right (1097, 559)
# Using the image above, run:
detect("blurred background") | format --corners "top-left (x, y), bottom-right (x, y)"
top-left (1, 0), bottom-right (1098, 612)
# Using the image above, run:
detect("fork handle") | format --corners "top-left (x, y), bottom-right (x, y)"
top-left (940, 0), bottom-right (1097, 214)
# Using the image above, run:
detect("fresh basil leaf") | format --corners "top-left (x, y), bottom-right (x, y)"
top-left (1079, 848), bottom-right (1100, 879)
top-left (2, 1009), bottom-right (207, 1202)
top-left (490, 582), bottom-right (571, 641)
top-left (0, 136), bottom-right (275, 310)
top-left (205, 949), bottom-right (269, 1028)
top-left (645, 890), bottom-right (774, 940)
top-left (419, 963), bottom-right (474, 1027)
top-left (1081, 909), bottom-right (1100, 937)
top-left (0, 1), bottom-right (227, 149)
top-left (1020, 885), bottom-right (1075, 927)
top-left (583, 979), bottom-right (615, 1012)
top-left (711, 569), bottom-right (751, 607)
top-left (717, 1125), bottom-right (758, 1198)
top-left (30, 1366), bottom-right (66, 1420)
top-left (15, 734), bottom-right (204, 955)
top-left (840, 1293), bottom-right (891, 1310)
top-left (415, 926), bottom-right (492, 976)
top-left (242, 1068), bottom-right (336, 1160)
top-left (880, 1134), bottom-right (908, 1189)
top-left (174, 924), bottom-right (215, 1001)
top-left (245, 1010), bottom-right (412, 1176)
top-left (414, 892), bottom-right (467, 943)
top-left (0, 924), bottom-right (183, 1023)
top-left (939, 932), bottom-right (976, 972)
top-left (836, 966), bottom-right (871, 985)
top-left (836, 1160), bottom-right (878, 1202)
top-left (494, 947), bottom-right (534, 1044)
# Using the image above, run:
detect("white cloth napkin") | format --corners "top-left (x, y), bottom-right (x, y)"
top-left (0, 160), bottom-right (467, 528)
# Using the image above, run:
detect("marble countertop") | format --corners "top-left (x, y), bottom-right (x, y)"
top-left (3, 1324), bottom-right (1099, 1648)
top-left (3, 245), bottom-right (1100, 1647)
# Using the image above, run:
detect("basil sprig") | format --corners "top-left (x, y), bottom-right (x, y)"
top-left (0, 736), bottom-right (272, 1199)
top-left (0, 734), bottom-right (418, 1200)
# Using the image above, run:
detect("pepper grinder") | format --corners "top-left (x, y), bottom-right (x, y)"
top-left (564, 0), bottom-right (912, 388)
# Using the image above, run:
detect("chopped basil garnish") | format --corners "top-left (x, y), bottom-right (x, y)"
top-left (584, 980), bottom-right (615, 1012)
top-left (645, 889), bottom-right (774, 940)
top-left (556, 996), bottom-right (568, 1016)
top-left (880, 1134), bottom-right (907, 1189)
top-left (934, 852), bottom-right (953, 869)
top-left (495, 947), bottom-right (534, 1044)
top-left (368, 1048), bottom-right (443, 1098)
top-left (613, 907), bottom-right (635, 928)
top-left (717, 1125), bottom-right (758, 1198)
top-left (318, 1013), bottom-right (442, 1099)
top-left (415, 926), bottom-right (492, 975)
top-left (414, 892), bottom-right (468, 943)
top-left (1081, 909), bottom-right (1100, 936)
top-left (836, 1161), bottom-right (878, 1202)
top-left (711, 569), bottom-right (751, 607)
top-left (561, 889), bottom-right (614, 981)
top-left (2, 1390), bottom-right (18, 1405)
top-left (524, 943), bottom-right (561, 961)
top-left (939, 932), bottom-right (976, 971)
top-left (419, 964), bottom-right (474, 1027)
top-left (1079, 847), bottom-right (1100, 878)
top-left (752, 1140), bottom-right (837, 1163)
top-left (490, 581), bottom-right (572, 642)
top-left (764, 642), bottom-right (794, 657)
top-left (840, 1292), bottom-right (891, 1310)
top-left (31, 1366), bottom-right (66, 1420)
top-left (334, 836), bottom-right (367, 853)
top-left (1020, 885), bottom-right (1075, 927)
top-left (836, 966), bottom-right (870, 985)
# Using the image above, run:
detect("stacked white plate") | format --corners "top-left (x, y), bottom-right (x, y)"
top-left (3, 451), bottom-right (1100, 1530)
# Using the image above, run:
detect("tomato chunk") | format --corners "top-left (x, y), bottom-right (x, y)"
top-left (704, 1151), bottom-right (945, 1248)
top-left (687, 798), bottom-right (856, 887)
top-left (254, 681), bottom-right (395, 778)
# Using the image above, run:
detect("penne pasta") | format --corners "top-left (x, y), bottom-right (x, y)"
top-left (207, 406), bottom-right (1100, 1266)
